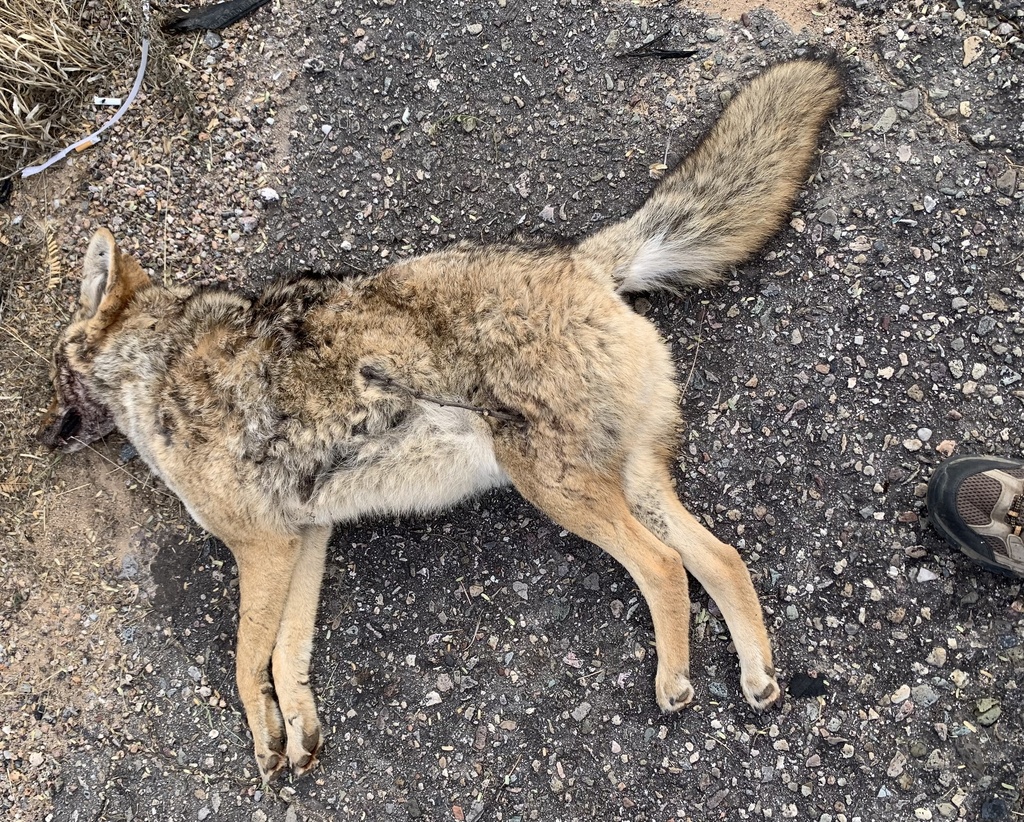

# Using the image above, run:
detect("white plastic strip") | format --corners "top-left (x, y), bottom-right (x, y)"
top-left (20, 32), bottom-right (150, 178)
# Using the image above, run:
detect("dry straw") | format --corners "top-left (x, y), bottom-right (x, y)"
top-left (0, 0), bottom-right (134, 180)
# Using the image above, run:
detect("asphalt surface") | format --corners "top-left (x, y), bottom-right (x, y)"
top-left (13, 1), bottom-right (1024, 820)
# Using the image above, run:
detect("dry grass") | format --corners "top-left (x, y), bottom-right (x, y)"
top-left (0, 0), bottom-right (137, 180)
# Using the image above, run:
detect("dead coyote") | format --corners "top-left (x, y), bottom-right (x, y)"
top-left (40, 59), bottom-right (843, 780)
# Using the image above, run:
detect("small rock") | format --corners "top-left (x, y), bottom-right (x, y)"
top-left (571, 701), bottom-right (592, 721)
top-left (874, 107), bottom-right (899, 134)
top-left (978, 316), bottom-right (997, 335)
top-left (203, 31), bottom-right (222, 49)
top-left (975, 698), bottom-right (1001, 726)
top-left (912, 684), bottom-right (940, 707)
top-left (898, 89), bottom-right (922, 112)
top-left (819, 208), bottom-right (838, 226)
top-left (887, 752), bottom-right (907, 777)
top-left (903, 438), bottom-right (923, 452)
top-left (120, 554), bottom-right (139, 580)
top-left (466, 23), bottom-right (483, 35)
top-left (258, 187), bottom-right (280, 203)
top-left (963, 35), bottom-right (984, 66)
top-left (926, 647), bottom-right (947, 667)
top-left (995, 168), bottom-right (1018, 196)
top-left (512, 581), bottom-right (529, 601)
top-left (891, 684), bottom-right (912, 703)
top-left (917, 427), bottom-right (933, 442)
top-left (917, 567), bottom-right (939, 583)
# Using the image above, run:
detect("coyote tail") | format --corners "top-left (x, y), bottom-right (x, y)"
top-left (575, 58), bottom-right (845, 294)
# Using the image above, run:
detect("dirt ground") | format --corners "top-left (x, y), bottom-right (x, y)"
top-left (1, 0), bottom-right (1023, 820)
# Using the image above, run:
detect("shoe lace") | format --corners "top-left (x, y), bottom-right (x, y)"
top-left (1007, 494), bottom-right (1024, 535)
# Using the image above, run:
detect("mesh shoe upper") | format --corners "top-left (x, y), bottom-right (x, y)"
top-left (954, 469), bottom-right (1024, 576)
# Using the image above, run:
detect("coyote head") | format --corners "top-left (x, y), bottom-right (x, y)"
top-left (37, 229), bottom-right (149, 452)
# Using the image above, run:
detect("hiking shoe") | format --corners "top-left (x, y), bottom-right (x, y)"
top-left (927, 455), bottom-right (1024, 578)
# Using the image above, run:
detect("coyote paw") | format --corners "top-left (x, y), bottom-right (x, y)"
top-left (656, 669), bottom-right (695, 712)
top-left (286, 714), bottom-right (323, 777)
top-left (256, 748), bottom-right (286, 783)
top-left (741, 666), bottom-right (781, 711)
top-left (250, 695), bottom-right (287, 783)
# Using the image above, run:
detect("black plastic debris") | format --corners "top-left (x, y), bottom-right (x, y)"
top-left (164, 0), bottom-right (271, 33)
top-left (787, 671), bottom-right (829, 698)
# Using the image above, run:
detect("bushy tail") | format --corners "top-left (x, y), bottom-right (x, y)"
top-left (574, 59), bottom-right (844, 293)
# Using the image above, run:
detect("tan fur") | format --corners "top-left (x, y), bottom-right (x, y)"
top-left (38, 60), bottom-right (844, 781)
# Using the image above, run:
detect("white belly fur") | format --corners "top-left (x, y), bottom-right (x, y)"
top-left (308, 402), bottom-right (509, 525)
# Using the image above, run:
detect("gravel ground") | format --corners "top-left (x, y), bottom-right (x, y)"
top-left (1, 1), bottom-right (1023, 820)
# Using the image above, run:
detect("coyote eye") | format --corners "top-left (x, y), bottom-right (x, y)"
top-left (58, 408), bottom-right (82, 441)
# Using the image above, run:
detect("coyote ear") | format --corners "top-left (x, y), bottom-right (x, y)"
top-left (80, 228), bottom-right (119, 318)
top-left (79, 228), bottom-right (148, 328)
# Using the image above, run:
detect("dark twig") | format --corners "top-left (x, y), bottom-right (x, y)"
top-left (616, 32), bottom-right (698, 61)
top-left (360, 366), bottom-right (526, 426)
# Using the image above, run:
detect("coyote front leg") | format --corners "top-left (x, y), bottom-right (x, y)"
top-left (230, 530), bottom-right (306, 782)
top-left (271, 525), bottom-right (329, 775)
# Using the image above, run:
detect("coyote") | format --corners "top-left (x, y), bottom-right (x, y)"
top-left (39, 60), bottom-right (843, 781)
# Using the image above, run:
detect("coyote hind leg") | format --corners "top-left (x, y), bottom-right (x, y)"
top-left (625, 452), bottom-right (780, 710)
top-left (496, 449), bottom-right (696, 711)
